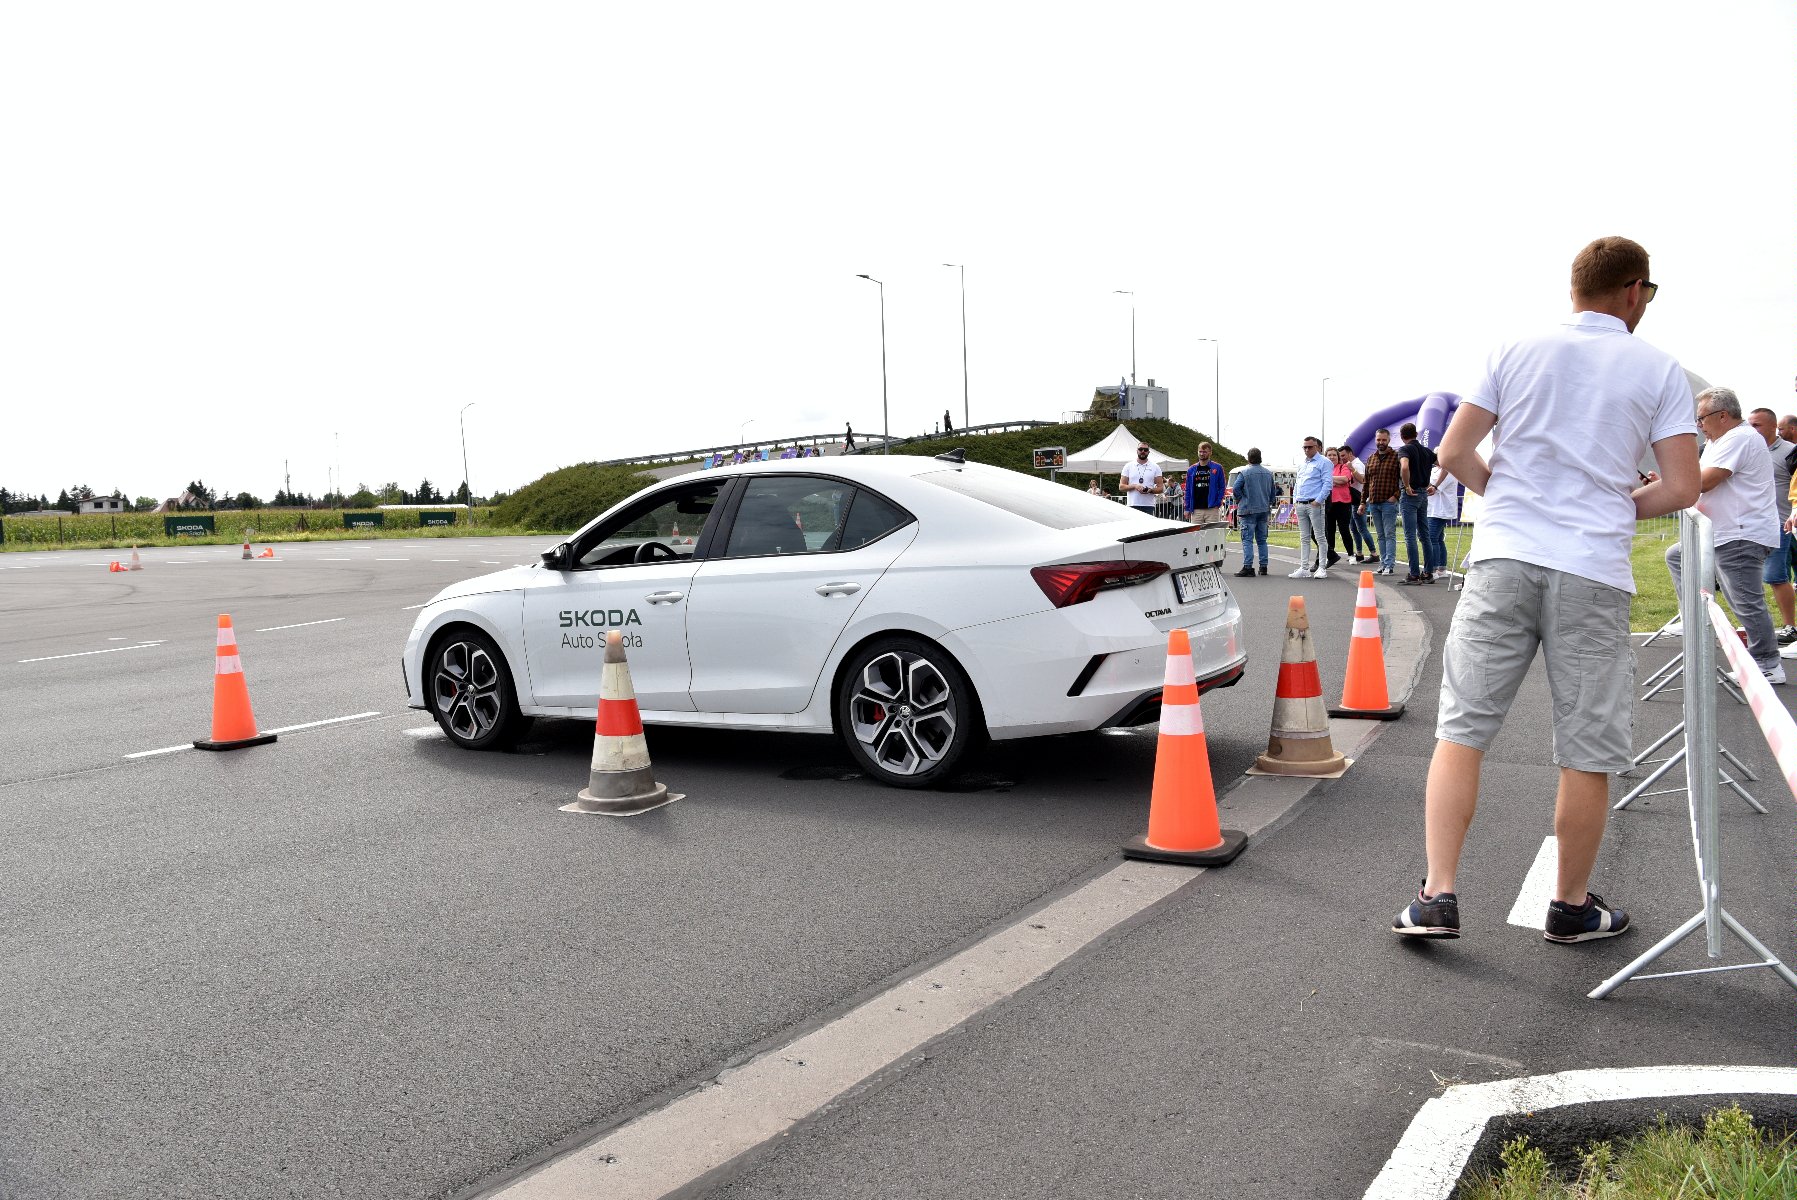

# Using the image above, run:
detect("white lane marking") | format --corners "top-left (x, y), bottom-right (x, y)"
top-left (19, 642), bottom-right (164, 663)
top-left (1505, 836), bottom-right (1558, 930)
top-left (108, 637), bottom-right (128, 641)
top-left (431, 558), bottom-right (459, 562)
top-left (376, 557), bottom-right (410, 562)
top-left (401, 603), bottom-right (428, 610)
top-left (479, 560), bottom-right (500, 564)
top-left (403, 726), bottom-right (443, 739)
top-left (319, 557), bottom-right (353, 561)
top-left (1364, 1066), bottom-right (1797, 1199)
top-left (123, 711), bottom-right (382, 759)
top-left (253, 617), bottom-right (346, 632)
top-left (492, 859), bottom-right (1200, 1199)
top-left (164, 560), bottom-right (193, 564)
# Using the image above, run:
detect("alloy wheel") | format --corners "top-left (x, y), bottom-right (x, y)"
top-left (433, 640), bottom-right (503, 743)
top-left (847, 650), bottom-right (957, 778)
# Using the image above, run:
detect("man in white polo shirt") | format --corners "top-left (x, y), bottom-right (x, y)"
top-left (1667, 388), bottom-right (1782, 681)
top-left (1118, 443), bottom-right (1163, 514)
top-left (1392, 236), bottom-right (1700, 947)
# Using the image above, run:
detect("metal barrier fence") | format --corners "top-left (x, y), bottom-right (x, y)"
top-left (1592, 508), bottom-right (1797, 999)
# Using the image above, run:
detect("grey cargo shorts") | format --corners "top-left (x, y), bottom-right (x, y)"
top-left (1437, 557), bottom-right (1635, 773)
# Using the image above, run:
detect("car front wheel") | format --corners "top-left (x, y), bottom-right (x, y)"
top-left (428, 629), bottom-right (531, 750)
top-left (836, 636), bottom-right (982, 788)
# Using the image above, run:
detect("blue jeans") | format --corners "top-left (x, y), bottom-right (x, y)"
top-left (1399, 494), bottom-right (1429, 576)
top-left (1368, 500), bottom-right (1398, 570)
top-left (1238, 510), bottom-right (1269, 568)
top-left (1352, 505), bottom-right (1374, 555)
top-left (1427, 516), bottom-right (1450, 575)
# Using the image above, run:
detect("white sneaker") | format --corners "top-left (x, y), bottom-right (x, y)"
top-left (1288, 568), bottom-right (1313, 579)
top-left (1312, 568), bottom-right (1329, 580)
top-left (1765, 664), bottom-right (1786, 685)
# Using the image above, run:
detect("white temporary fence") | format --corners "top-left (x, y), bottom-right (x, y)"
top-left (1592, 508), bottom-right (1797, 999)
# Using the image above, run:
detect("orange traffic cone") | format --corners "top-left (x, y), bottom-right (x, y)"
top-left (241, 542), bottom-right (253, 560)
top-left (561, 630), bottom-right (681, 815)
top-left (1250, 596), bottom-right (1350, 777)
top-left (128, 547), bottom-right (142, 571)
top-left (108, 560), bottom-right (125, 572)
top-left (258, 547), bottom-right (274, 559)
top-left (1328, 570), bottom-right (1404, 720)
top-left (194, 615), bottom-right (277, 750)
top-left (1122, 628), bottom-right (1247, 865)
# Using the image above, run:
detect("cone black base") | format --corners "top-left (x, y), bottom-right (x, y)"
top-left (193, 733), bottom-right (278, 751)
top-left (1327, 701), bottom-right (1405, 720)
top-left (561, 784), bottom-right (680, 816)
top-left (1122, 828), bottom-right (1247, 866)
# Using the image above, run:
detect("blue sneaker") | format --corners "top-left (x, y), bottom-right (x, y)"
top-left (1393, 882), bottom-right (1459, 939)
top-left (1544, 892), bottom-right (1629, 943)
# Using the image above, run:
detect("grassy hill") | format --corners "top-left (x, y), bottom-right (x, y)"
top-left (872, 417), bottom-right (1241, 486)
top-left (493, 418), bottom-right (1240, 533)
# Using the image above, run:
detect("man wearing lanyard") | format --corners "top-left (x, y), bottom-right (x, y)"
top-left (1289, 435), bottom-right (1333, 579)
top-left (1119, 443), bottom-right (1164, 514)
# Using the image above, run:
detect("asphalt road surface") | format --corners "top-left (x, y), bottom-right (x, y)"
top-left (10, 539), bottom-right (1787, 1200)
top-left (1, 536), bottom-right (1374, 1199)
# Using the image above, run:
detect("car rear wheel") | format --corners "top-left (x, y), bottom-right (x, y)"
top-left (836, 636), bottom-right (982, 788)
top-left (428, 629), bottom-right (531, 750)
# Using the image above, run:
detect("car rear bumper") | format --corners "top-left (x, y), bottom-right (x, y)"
top-left (952, 595), bottom-right (1246, 740)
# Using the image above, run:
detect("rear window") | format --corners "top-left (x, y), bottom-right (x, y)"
top-left (918, 468), bottom-right (1124, 530)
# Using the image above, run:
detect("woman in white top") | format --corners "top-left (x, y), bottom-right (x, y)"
top-left (1426, 465), bottom-right (1461, 580)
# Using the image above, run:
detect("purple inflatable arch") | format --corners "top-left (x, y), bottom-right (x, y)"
top-left (1342, 392), bottom-right (1460, 462)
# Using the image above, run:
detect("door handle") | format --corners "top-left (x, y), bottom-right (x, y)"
top-left (815, 582), bottom-right (862, 596)
top-left (645, 590), bottom-right (685, 604)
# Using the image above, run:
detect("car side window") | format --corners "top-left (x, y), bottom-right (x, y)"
top-left (573, 482), bottom-right (722, 569)
top-left (838, 489), bottom-right (910, 550)
top-left (722, 477), bottom-right (851, 558)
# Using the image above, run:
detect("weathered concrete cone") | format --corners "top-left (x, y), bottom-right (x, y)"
top-left (1328, 570), bottom-right (1404, 720)
top-left (561, 630), bottom-right (682, 816)
top-left (1122, 628), bottom-right (1246, 866)
top-left (241, 542), bottom-right (253, 560)
top-left (194, 614), bottom-right (277, 751)
top-left (1251, 596), bottom-right (1350, 777)
top-left (128, 547), bottom-right (142, 571)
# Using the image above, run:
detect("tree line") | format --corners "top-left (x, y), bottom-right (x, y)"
top-left (0, 479), bottom-right (498, 515)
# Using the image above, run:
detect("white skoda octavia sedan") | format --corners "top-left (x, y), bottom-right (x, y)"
top-left (401, 451), bottom-right (1245, 787)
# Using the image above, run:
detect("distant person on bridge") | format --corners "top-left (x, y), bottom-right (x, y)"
top-left (844, 423), bottom-right (855, 451)
top-left (944, 410), bottom-right (953, 433)
top-left (1392, 235), bottom-right (1700, 946)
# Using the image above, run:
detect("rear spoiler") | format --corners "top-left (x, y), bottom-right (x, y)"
top-left (1116, 521), bottom-right (1227, 544)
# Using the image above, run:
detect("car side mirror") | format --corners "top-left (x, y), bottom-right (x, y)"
top-left (540, 542), bottom-right (572, 570)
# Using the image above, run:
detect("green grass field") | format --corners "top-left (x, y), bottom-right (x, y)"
top-left (0, 508), bottom-right (536, 552)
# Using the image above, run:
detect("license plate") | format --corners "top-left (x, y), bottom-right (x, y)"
top-left (1174, 565), bottom-right (1221, 605)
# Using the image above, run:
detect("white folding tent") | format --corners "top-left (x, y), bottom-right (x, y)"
top-left (1061, 424), bottom-right (1188, 484)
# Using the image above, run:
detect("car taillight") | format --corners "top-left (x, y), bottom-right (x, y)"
top-left (1031, 560), bottom-right (1170, 608)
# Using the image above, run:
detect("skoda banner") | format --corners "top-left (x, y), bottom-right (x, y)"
top-left (420, 511), bottom-right (457, 527)
top-left (164, 514), bottom-right (216, 537)
top-left (343, 512), bottom-right (385, 530)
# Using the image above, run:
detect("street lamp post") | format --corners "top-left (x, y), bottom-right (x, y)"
top-left (1321, 377), bottom-right (1331, 440)
top-left (1113, 290), bottom-right (1136, 384)
top-left (458, 403), bottom-right (476, 512)
top-left (1198, 337), bottom-right (1220, 441)
top-left (943, 263), bottom-right (968, 432)
top-left (856, 274), bottom-right (889, 452)
top-left (738, 418), bottom-right (755, 446)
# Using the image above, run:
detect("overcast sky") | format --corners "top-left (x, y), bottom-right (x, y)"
top-left (4, 2), bottom-right (1792, 501)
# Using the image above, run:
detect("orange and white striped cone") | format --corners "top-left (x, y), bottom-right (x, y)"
top-left (241, 542), bottom-right (253, 560)
top-left (561, 630), bottom-right (682, 816)
top-left (128, 547), bottom-right (142, 571)
top-left (1250, 596), bottom-right (1350, 777)
top-left (108, 560), bottom-right (125, 572)
top-left (193, 614), bottom-right (277, 750)
top-left (1122, 629), bottom-right (1247, 866)
top-left (258, 547), bottom-right (274, 559)
top-left (1328, 570), bottom-right (1404, 720)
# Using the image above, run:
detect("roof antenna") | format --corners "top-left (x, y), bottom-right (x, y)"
top-left (933, 447), bottom-right (967, 464)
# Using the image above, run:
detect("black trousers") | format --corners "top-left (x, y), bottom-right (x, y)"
top-left (1326, 500), bottom-right (1356, 560)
